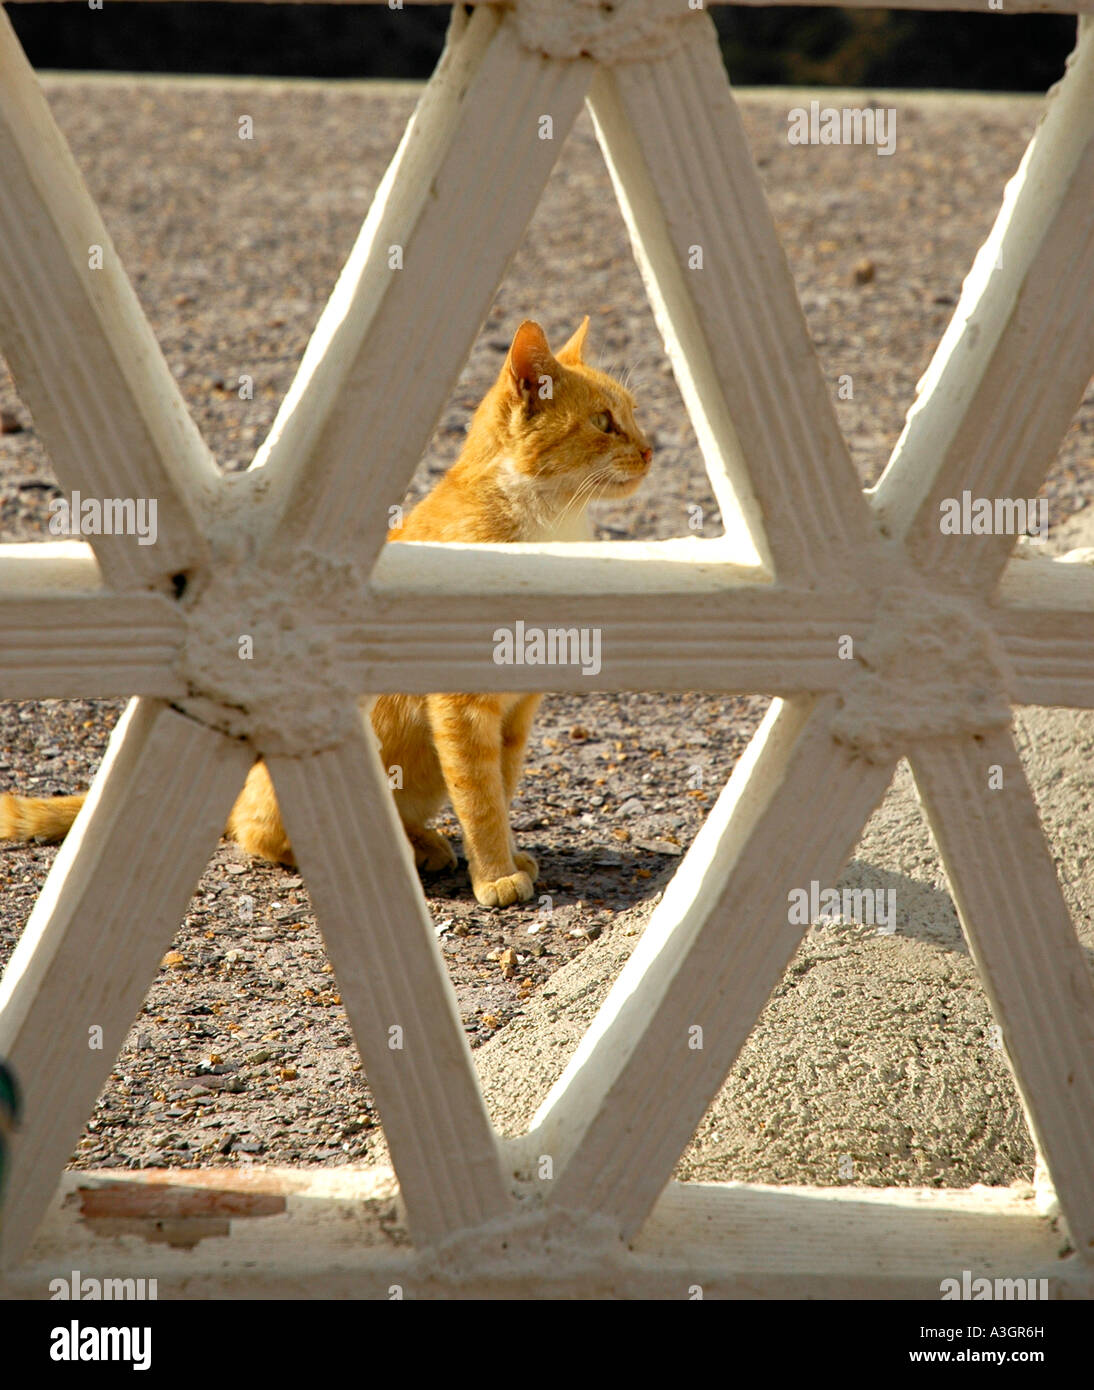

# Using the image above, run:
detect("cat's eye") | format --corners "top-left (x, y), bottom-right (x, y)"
top-left (591, 411), bottom-right (614, 433)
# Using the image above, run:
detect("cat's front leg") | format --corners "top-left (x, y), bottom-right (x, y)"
top-left (501, 693), bottom-right (543, 886)
top-left (427, 694), bottom-right (535, 908)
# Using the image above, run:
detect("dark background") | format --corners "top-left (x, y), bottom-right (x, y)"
top-left (4, 3), bottom-right (1079, 90)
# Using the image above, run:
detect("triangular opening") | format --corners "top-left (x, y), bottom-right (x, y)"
top-left (738, 86), bottom-right (1053, 493)
top-left (0, 357), bottom-right (60, 541)
top-left (73, 864), bottom-right (387, 1175)
top-left (466, 696), bottom-right (771, 1133)
top-left (468, 755), bottom-right (1041, 1191)
top-left (1011, 698), bottom-right (1094, 966)
top-left (0, 773), bottom-right (395, 1177)
top-left (398, 102), bottom-right (728, 547)
top-left (1027, 384), bottom-right (1094, 553)
top-left (2, 69), bottom-right (413, 481)
top-left (672, 707), bottom-right (1094, 1196)
top-left (678, 759), bottom-right (1034, 1189)
top-left (424, 688), bottom-right (770, 1076)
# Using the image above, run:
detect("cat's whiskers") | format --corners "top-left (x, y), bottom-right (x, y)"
top-left (622, 348), bottom-right (659, 396)
top-left (549, 466), bottom-right (618, 531)
top-left (518, 456), bottom-right (608, 518)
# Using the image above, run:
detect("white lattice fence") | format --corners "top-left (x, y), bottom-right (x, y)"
top-left (1, 0), bottom-right (1093, 1297)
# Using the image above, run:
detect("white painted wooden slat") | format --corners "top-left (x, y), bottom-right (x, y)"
top-left (997, 548), bottom-right (1094, 614)
top-left (998, 625), bottom-right (1094, 710)
top-left (0, 700), bottom-right (253, 1265)
top-left (0, 597), bottom-right (184, 698)
top-left (995, 613), bottom-right (1094, 710)
top-left (911, 732), bottom-right (1094, 1260)
top-left (0, 544), bottom-right (183, 697)
top-left (635, 1181), bottom-right (1075, 1298)
top-left (259, 6), bottom-right (592, 569)
top-left (993, 552), bottom-right (1094, 707)
top-left (267, 732), bottom-right (512, 1246)
top-left (586, 19), bottom-right (873, 580)
top-left (533, 697), bottom-right (894, 1239)
top-left (0, 12), bottom-right (217, 592)
top-left (369, 537), bottom-right (763, 598)
top-left (345, 598), bottom-right (858, 694)
top-left (355, 540), bottom-right (871, 693)
top-left (872, 19), bottom-right (1094, 589)
top-left (0, 540), bottom-right (102, 591)
top-left (2, 1168), bottom-right (1082, 1301)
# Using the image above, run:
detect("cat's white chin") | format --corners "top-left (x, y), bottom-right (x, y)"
top-left (603, 473), bottom-right (648, 498)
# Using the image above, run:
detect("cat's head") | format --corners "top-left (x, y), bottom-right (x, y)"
top-left (485, 318), bottom-right (652, 501)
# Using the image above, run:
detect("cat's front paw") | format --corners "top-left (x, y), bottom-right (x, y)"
top-left (512, 850), bottom-right (539, 882)
top-left (473, 870), bottom-right (535, 908)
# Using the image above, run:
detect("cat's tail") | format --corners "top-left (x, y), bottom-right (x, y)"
top-left (1, 766), bottom-right (296, 865)
top-left (0, 791), bottom-right (87, 843)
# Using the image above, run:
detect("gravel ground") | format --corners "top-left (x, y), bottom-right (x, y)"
top-left (1, 75), bottom-right (1091, 1179)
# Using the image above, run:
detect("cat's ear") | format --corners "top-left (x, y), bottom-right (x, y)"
top-left (506, 321), bottom-right (559, 408)
top-left (556, 315), bottom-right (590, 365)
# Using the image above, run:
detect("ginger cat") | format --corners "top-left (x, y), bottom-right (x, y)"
top-left (1, 319), bottom-right (652, 907)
